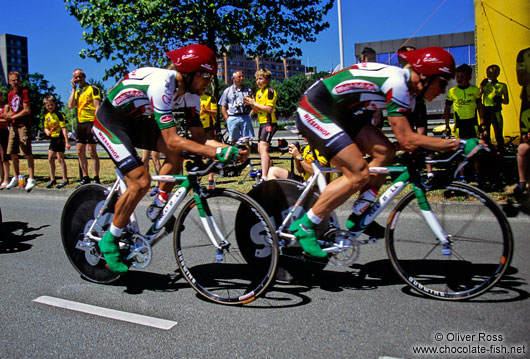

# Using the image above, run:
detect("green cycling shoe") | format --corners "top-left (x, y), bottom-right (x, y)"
top-left (98, 231), bottom-right (129, 274)
top-left (289, 214), bottom-right (327, 258)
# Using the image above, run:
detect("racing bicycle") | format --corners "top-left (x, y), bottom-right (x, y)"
top-left (61, 156), bottom-right (279, 305)
top-left (248, 145), bottom-right (514, 300)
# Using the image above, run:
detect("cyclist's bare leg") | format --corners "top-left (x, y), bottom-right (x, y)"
top-left (112, 165), bottom-right (151, 228)
top-left (354, 124), bottom-right (396, 192)
top-left (311, 143), bottom-right (370, 219)
top-left (99, 164), bottom-right (150, 273)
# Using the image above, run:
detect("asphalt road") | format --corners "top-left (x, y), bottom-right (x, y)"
top-left (1, 189), bottom-right (529, 359)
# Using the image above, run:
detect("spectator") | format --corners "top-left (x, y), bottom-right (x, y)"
top-left (443, 64), bottom-right (484, 183)
top-left (0, 92), bottom-right (11, 189)
top-left (200, 91), bottom-right (218, 189)
top-left (515, 47), bottom-right (530, 196)
top-left (67, 68), bottom-right (101, 187)
top-left (219, 71), bottom-right (254, 144)
top-left (4, 71), bottom-right (36, 192)
top-left (142, 149), bottom-right (162, 196)
top-left (43, 95), bottom-right (70, 188)
top-left (398, 45), bottom-right (433, 178)
top-left (268, 141), bottom-right (329, 182)
top-left (244, 68), bottom-right (277, 185)
top-left (480, 64), bottom-right (509, 153)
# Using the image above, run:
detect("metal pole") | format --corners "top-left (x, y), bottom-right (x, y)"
top-left (337, 0), bottom-right (344, 70)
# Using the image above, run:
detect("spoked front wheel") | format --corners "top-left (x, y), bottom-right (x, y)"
top-left (386, 181), bottom-right (513, 300)
top-left (61, 184), bottom-right (120, 284)
top-left (174, 188), bottom-right (278, 305)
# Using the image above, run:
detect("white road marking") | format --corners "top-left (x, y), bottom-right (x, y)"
top-left (33, 296), bottom-right (177, 330)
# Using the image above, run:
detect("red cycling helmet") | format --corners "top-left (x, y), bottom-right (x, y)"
top-left (398, 47), bottom-right (455, 79)
top-left (166, 44), bottom-right (217, 74)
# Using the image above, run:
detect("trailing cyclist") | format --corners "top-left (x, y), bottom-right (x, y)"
top-left (93, 44), bottom-right (243, 273)
top-left (291, 47), bottom-right (483, 257)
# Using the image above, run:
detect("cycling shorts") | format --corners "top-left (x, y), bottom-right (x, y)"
top-left (76, 122), bottom-right (98, 144)
top-left (94, 99), bottom-right (163, 174)
top-left (295, 81), bottom-right (371, 160)
top-left (455, 117), bottom-right (478, 139)
top-left (49, 136), bottom-right (66, 153)
top-left (258, 123), bottom-right (278, 143)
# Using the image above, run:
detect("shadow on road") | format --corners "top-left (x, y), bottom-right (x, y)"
top-left (0, 221), bottom-right (48, 254)
top-left (255, 259), bottom-right (528, 307)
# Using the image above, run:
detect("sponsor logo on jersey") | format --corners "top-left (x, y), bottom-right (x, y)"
top-left (113, 89), bottom-right (145, 106)
top-left (96, 130), bottom-right (121, 160)
top-left (304, 113), bottom-right (331, 137)
top-left (160, 115), bottom-right (173, 124)
top-left (162, 94), bottom-right (171, 106)
top-left (332, 80), bottom-right (378, 95)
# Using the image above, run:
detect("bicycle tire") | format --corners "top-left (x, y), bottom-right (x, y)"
top-left (61, 184), bottom-right (120, 284)
top-left (386, 181), bottom-right (513, 300)
top-left (173, 188), bottom-right (279, 305)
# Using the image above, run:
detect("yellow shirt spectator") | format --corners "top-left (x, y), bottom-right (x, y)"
top-left (75, 84), bottom-right (101, 123)
top-left (302, 145), bottom-right (328, 181)
top-left (200, 94), bottom-right (217, 129)
top-left (44, 111), bottom-right (67, 138)
top-left (255, 87), bottom-right (277, 124)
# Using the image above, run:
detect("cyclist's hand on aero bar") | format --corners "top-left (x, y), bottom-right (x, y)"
top-left (216, 146), bottom-right (240, 164)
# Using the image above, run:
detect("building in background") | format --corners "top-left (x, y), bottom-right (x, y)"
top-left (355, 31), bottom-right (475, 115)
top-left (218, 44), bottom-right (315, 83)
top-left (0, 34), bottom-right (29, 86)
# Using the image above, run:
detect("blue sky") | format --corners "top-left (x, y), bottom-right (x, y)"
top-left (2, 0), bottom-right (474, 103)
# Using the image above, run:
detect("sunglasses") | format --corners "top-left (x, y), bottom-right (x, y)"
top-left (438, 77), bottom-right (448, 88)
top-left (197, 71), bottom-right (214, 80)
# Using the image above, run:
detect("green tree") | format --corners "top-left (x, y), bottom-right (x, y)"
top-left (0, 73), bottom-right (63, 136)
top-left (64, 0), bottom-right (334, 81)
top-left (273, 71), bottom-right (329, 118)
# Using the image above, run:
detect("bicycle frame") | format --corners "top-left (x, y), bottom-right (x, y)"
top-left (276, 152), bottom-right (468, 251)
top-left (84, 167), bottom-right (225, 251)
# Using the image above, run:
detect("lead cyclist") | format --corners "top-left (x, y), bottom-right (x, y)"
top-left (93, 44), bottom-right (244, 273)
top-left (291, 47), bottom-right (483, 257)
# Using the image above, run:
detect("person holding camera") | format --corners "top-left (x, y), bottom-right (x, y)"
top-left (219, 71), bottom-right (254, 144)
top-left (267, 139), bottom-right (329, 182)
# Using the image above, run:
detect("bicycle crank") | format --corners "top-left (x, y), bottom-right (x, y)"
top-left (320, 229), bottom-right (361, 267)
top-left (125, 234), bottom-right (153, 269)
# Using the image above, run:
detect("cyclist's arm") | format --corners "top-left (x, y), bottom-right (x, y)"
top-left (389, 116), bottom-right (460, 152)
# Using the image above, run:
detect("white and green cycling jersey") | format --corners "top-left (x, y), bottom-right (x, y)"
top-left (296, 62), bottom-right (414, 159)
top-left (106, 67), bottom-right (200, 129)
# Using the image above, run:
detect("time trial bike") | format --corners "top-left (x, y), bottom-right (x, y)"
top-left (61, 156), bottom-right (279, 305)
top-left (247, 145), bottom-right (514, 300)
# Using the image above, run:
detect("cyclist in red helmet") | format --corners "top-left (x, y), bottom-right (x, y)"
top-left (291, 47), bottom-right (482, 257)
top-left (93, 44), bottom-right (244, 273)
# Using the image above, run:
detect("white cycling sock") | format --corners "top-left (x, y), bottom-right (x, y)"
top-left (307, 208), bottom-right (322, 225)
top-left (110, 224), bottom-right (123, 238)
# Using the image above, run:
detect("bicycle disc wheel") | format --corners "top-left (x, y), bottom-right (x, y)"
top-left (386, 181), bottom-right (513, 300)
top-left (247, 179), bottom-right (330, 280)
top-left (174, 188), bottom-right (278, 305)
top-left (61, 184), bottom-right (120, 284)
